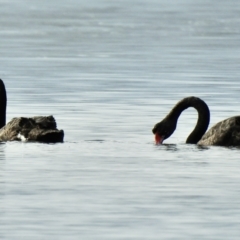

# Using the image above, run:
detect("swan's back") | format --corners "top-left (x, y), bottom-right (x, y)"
top-left (0, 116), bottom-right (64, 143)
top-left (198, 116), bottom-right (240, 146)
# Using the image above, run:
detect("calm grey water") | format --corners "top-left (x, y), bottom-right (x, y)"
top-left (0, 0), bottom-right (240, 239)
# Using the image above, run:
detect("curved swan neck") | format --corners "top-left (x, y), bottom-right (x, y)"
top-left (0, 79), bottom-right (7, 129)
top-left (166, 96), bottom-right (210, 144)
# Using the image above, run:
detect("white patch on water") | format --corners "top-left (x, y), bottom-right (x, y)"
top-left (17, 133), bottom-right (28, 142)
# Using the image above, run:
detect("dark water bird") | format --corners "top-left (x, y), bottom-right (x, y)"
top-left (152, 96), bottom-right (240, 146)
top-left (0, 79), bottom-right (64, 143)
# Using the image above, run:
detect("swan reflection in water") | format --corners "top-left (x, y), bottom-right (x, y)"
top-left (152, 96), bottom-right (240, 147)
top-left (0, 79), bottom-right (64, 143)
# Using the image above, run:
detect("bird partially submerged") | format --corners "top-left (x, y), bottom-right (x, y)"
top-left (0, 79), bottom-right (64, 143)
top-left (152, 96), bottom-right (240, 147)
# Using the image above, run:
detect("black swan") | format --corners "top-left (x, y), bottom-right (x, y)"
top-left (0, 79), bottom-right (64, 143)
top-left (152, 96), bottom-right (240, 146)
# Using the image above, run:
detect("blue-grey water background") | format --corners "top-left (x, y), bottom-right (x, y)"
top-left (1, 0), bottom-right (240, 239)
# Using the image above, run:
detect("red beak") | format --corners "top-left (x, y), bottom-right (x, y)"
top-left (155, 133), bottom-right (164, 145)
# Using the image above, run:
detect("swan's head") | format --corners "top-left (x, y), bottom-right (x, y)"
top-left (152, 118), bottom-right (176, 144)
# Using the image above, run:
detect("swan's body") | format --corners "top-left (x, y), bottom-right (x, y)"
top-left (0, 79), bottom-right (64, 143)
top-left (198, 116), bottom-right (240, 146)
top-left (152, 96), bottom-right (240, 147)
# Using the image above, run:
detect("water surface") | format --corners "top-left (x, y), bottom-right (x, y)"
top-left (0, 0), bottom-right (240, 239)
